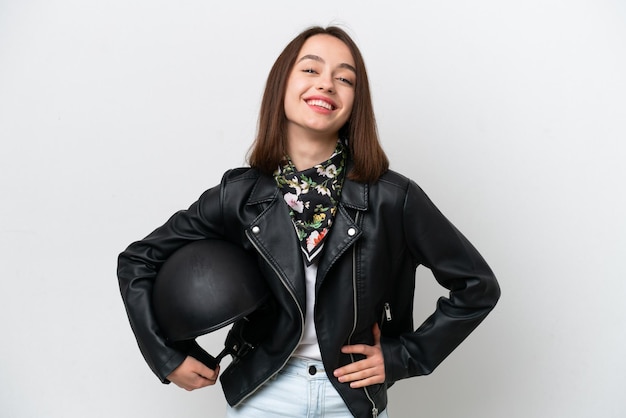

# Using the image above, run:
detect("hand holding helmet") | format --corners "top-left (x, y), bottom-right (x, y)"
top-left (152, 239), bottom-right (274, 386)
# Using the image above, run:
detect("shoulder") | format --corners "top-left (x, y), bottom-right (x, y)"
top-left (375, 169), bottom-right (425, 196)
top-left (377, 169), bottom-right (411, 189)
top-left (195, 167), bottom-right (261, 203)
top-left (368, 169), bottom-right (432, 207)
top-left (222, 167), bottom-right (261, 184)
top-left (217, 167), bottom-right (277, 205)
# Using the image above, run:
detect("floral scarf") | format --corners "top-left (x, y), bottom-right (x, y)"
top-left (274, 141), bottom-right (346, 266)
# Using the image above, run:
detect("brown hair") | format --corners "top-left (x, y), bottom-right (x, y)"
top-left (247, 26), bottom-right (389, 183)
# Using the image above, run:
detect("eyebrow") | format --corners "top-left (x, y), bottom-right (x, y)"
top-left (297, 54), bottom-right (356, 73)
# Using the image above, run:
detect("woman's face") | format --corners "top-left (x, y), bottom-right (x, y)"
top-left (284, 34), bottom-right (356, 143)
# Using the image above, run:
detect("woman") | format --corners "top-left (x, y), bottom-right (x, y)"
top-left (118, 26), bottom-right (500, 417)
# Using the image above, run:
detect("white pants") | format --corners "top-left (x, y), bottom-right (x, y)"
top-left (225, 357), bottom-right (389, 417)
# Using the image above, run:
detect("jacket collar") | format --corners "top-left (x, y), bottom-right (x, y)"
top-left (247, 166), bottom-right (368, 211)
top-left (244, 166), bottom-right (367, 300)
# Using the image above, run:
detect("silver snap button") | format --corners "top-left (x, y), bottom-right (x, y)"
top-left (347, 227), bottom-right (356, 236)
top-left (252, 226), bottom-right (260, 234)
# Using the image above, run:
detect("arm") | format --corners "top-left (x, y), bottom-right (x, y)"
top-left (117, 182), bottom-right (226, 382)
top-left (381, 180), bottom-right (501, 383)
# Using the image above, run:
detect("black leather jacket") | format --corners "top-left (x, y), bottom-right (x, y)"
top-left (118, 167), bottom-right (500, 417)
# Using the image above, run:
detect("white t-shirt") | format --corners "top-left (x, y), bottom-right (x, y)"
top-left (292, 259), bottom-right (322, 360)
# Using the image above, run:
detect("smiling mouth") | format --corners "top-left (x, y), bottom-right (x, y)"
top-left (306, 99), bottom-right (336, 111)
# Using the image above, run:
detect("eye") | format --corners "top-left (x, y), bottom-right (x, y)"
top-left (337, 77), bottom-right (354, 86)
top-left (302, 68), bottom-right (317, 74)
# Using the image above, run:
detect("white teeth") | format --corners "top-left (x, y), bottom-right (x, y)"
top-left (307, 99), bottom-right (333, 110)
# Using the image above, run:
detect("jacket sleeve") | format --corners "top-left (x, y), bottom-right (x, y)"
top-left (380, 179), bottom-right (501, 382)
top-left (117, 179), bottom-right (227, 382)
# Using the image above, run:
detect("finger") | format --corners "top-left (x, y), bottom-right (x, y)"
top-left (187, 367), bottom-right (221, 390)
top-left (197, 364), bottom-right (220, 381)
top-left (372, 323), bottom-right (381, 343)
top-left (340, 343), bottom-right (376, 355)
top-left (205, 366), bottom-right (221, 385)
top-left (169, 357), bottom-right (221, 391)
top-left (336, 365), bottom-right (377, 382)
top-left (333, 356), bottom-right (379, 379)
top-left (187, 356), bottom-right (217, 374)
top-left (347, 374), bottom-right (385, 388)
top-left (177, 374), bottom-right (212, 391)
top-left (336, 365), bottom-right (385, 388)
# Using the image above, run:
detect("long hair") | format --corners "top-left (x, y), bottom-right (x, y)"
top-left (247, 26), bottom-right (388, 183)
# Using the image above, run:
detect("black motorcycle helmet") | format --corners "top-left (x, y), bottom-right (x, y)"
top-left (152, 239), bottom-right (273, 370)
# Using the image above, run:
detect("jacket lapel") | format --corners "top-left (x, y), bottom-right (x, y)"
top-left (244, 173), bottom-right (369, 303)
top-left (316, 177), bottom-right (368, 287)
top-left (245, 174), bottom-right (306, 308)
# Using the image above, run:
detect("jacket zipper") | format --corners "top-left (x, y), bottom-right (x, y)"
top-left (237, 229), bottom-right (305, 406)
top-left (380, 302), bottom-right (392, 331)
top-left (347, 213), bottom-right (379, 418)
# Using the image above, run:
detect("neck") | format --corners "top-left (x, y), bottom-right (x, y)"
top-left (287, 135), bottom-right (338, 171)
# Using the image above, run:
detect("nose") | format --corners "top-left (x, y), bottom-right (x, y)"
top-left (317, 74), bottom-right (334, 93)
top-left (317, 84), bottom-right (334, 94)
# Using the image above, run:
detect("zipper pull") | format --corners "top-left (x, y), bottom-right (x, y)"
top-left (372, 407), bottom-right (379, 417)
top-left (383, 303), bottom-right (392, 321)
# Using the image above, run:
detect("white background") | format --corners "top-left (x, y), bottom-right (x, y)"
top-left (1, 1), bottom-right (625, 417)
